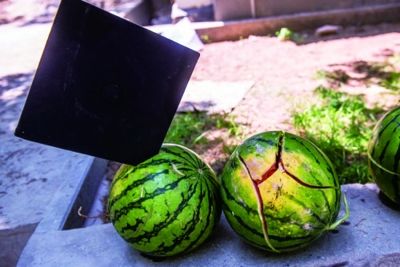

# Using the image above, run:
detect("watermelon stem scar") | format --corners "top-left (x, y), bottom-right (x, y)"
top-left (239, 131), bottom-right (341, 253)
top-left (77, 206), bottom-right (108, 219)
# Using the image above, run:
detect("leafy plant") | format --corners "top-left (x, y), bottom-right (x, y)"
top-left (275, 27), bottom-right (304, 43)
top-left (292, 86), bottom-right (383, 184)
top-left (380, 71), bottom-right (400, 91)
top-left (275, 27), bottom-right (294, 41)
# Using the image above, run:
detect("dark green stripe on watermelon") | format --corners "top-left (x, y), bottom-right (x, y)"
top-left (161, 146), bottom-right (201, 168)
top-left (283, 133), bottom-right (340, 222)
top-left (108, 144), bottom-right (221, 257)
top-left (220, 153), bottom-right (259, 216)
top-left (377, 109), bottom-right (400, 139)
top-left (111, 172), bottom-right (193, 221)
top-left (120, 182), bottom-right (198, 241)
top-left (109, 169), bottom-right (169, 210)
top-left (147, 182), bottom-right (207, 255)
top-left (392, 141), bottom-right (400, 203)
top-left (369, 107), bottom-right (400, 205)
top-left (284, 133), bottom-right (338, 187)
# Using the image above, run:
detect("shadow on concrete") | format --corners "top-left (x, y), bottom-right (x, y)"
top-left (178, 100), bottom-right (216, 112)
top-left (0, 73), bottom-right (33, 125)
top-left (0, 73), bottom-right (33, 95)
top-left (0, 74), bottom-right (34, 267)
top-left (0, 1), bottom-right (57, 27)
top-left (379, 191), bottom-right (400, 211)
top-left (20, 12), bottom-right (55, 27)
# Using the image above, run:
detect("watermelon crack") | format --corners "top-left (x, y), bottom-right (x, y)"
top-left (238, 154), bottom-right (279, 253)
top-left (237, 132), bottom-right (335, 253)
top-left (259, 132), bottom-right (335, 189)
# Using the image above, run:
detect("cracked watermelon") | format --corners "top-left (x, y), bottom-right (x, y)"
top-left (108, 144), bottom-right (221, 257)
top-left (368, 106), bottom-right (400, 205)
top-left (220, 131), bottom-right (349, 253)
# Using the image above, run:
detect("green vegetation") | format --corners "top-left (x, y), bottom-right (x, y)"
top-left (380, 71), bottom-right (400, 91)
top-left (293, 86), bottom-right (383, 184)
top-left (275, 27), bottom-right (304, 43)
top-left (315, 58), bottom-right (400, 91)
top-left (275, 28), bottom-right (294, 41)
top-left (165, 112), bottom-right (242, 150)
top-left (303, 56), bottom-right (399, 184)
top-left (200, 34), bottom-right (211, 43)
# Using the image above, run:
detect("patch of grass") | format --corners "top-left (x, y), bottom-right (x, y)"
top-left (200, 34), bottom-right (211, 43)
top-left (292, 86), bottom-right (384, 184)
top-left (315, 57), bottom-right (400, 91)
top-left (380, 71), bottom-right (400, 91)
top-left (275, 27), bottom-right (304, 43)
top-left (165, 112), bottom-right (241, 148)
top-left (275, 27), bottom-right (294, 41)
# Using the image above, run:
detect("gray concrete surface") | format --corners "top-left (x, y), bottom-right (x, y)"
top-left (18, 184), bottom-right (400, 266)
top-left (0, 22), bottom-right (101, 266)
top-left (178, 80), bottom-right (253, 113)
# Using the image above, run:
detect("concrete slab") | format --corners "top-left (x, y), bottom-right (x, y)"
top-left (0, 46), bottom-right (96, 230)
top-left (0, 22), bottom-right (105, 266)
top-left (0, 23), bottom-right (51, 77)
top-left (178, 80), bottom-right (253, 113)
top-left (18, 184), bottom-right (400, 266)
top-left (0, 70), bottom-right (100, 265)
top-left (160, 18), bottom-right (204, 51)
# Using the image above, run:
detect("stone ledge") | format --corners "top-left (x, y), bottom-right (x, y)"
top-left (18, 184), bottom-right (400, 266)
top-left (194, 3), bottom-right (400, 42)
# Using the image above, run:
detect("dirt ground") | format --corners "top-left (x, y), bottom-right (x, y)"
top-left (189, 24), bottom-right (400, 171)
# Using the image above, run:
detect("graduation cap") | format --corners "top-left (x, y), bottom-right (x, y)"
top-left (14, 0), bottom-right (199, 165)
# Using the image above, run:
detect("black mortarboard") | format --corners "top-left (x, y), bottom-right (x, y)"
top-left (15, 0), bottom-right (199, 165)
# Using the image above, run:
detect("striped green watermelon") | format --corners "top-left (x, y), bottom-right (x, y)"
top-left (368, 106), bottom-right (400, 205)
top-left (108, 144), bottom-right (221, 257)
top-left (220, 131), bottom-right (349, 253)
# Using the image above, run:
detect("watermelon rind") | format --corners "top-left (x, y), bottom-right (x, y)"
top-left (368, 106), bottom-right (400, 205)
top-left (220, 131), bottom-right (349, 253)
top-left (108, 143), bottom-right (221, 257)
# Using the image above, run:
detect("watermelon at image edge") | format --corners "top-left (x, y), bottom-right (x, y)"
top-left (108, 143), bottom-right (221, 257)
top-left (220, 131), bottom-right (348, 253)
top-left (368, 106), bottom-right (400, 205)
